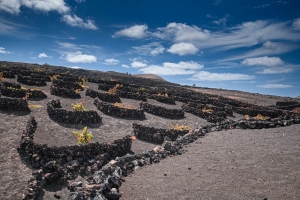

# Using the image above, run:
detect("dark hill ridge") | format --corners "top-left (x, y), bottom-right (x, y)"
top-left (0, 60), bottom-right (300, 200)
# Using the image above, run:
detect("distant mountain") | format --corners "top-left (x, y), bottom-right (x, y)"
top-left (133, 74), bottom-right (166, 82)
top-left (296, 96), bottom-right (300, 99)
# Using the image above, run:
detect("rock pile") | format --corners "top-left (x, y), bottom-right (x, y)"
top-left (94, 98), bottom-right (144, 119)
top-left (53, 79), bottom-right (83, 90)
top-left (47, 99), bottom-right (102, 124)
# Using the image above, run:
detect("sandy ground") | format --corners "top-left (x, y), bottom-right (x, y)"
top-left (0, 76), bottom-right (299, 200)
top-left (120, 125), bottom-right (300, 200)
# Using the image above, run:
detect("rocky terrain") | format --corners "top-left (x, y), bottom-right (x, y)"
top-left (0, 60), bottom-right (299, 200)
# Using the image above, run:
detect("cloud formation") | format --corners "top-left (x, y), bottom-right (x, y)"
top-left (0, 47), bottom-right (11, 54)
top-left (0, 0), bottom-right (97, 30)
top-left (242, 56), bottom-right (284, 67)
top-left (258, 84), bottom-right (293, 88)
top-left (113, 25), bottom-right (148, 39)
top-left (38, 53), bottom-right (51, 58)
top-left (132, 42), bottom-right (165, 56)
top-left (104, 58), bottom-right (119, 65)
top-left (257, 68), bottom-right (293, 74)
top-left (138, 61), bottom-right (203, 75)
top-left (61, 14), bottom-right (97, 30)
top-left (292, 18), bottom-right (300, 30)
top-left (189, 71), bottom-right (255, 81)
top-left (167, 42), bottom-right (199, 56)
top-left (61, 51), bottom-right (97, 63)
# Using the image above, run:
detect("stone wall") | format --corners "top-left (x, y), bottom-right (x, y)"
top-left (116, 90), bottom-right (147, 101)
top-left (17, 75), bottom-right (47, 86)
top-left (98, 83), bottom-right (113, 91)
top-left (18, 117), bottom-right (132, 200)
top-left (153, 95), bottom-right (176, 105)
top-left (140, 102), bottom-right (185, 119)
top-left (47, 99), bottom-right (102, 124)
top-left (0, 70), bottom-right (15, 78)
top-left (0, 84), bottom-right (47, 99)
top-left (0, 95), bottom-right (30, 111)
top-left (132, 123), bottom-right (189, 144)
top-left (94, 98), bottom-right (145, 119)
top-left (53, 79), bottom-right (83, 90)
top-left (86, 88), bottom-right (121, 103)
top-left (50, 86), bottom-right (81, 99)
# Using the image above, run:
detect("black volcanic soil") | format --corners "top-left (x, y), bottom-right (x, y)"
top-left (0, 64), bottom-right (299, 200)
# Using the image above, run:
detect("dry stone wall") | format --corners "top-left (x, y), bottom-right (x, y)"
top-left (50, 86), bottom-right (81, 99)
top-left (17, 75), bottom-right (47, 86)
top-left (94, 98), bottom-right (145, 119)
top-left (47, 99), bottom-right (102, 124)
top-left (140, 102), bottom-right (185, 119)
top-left (0, 95), bottom-right (30, 111)
top-left (86, 88), bottom-right (121, 103)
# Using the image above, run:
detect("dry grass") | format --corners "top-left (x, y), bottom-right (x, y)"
top-left (113, 102), bottom-right (137, 110)
top-left (71, 101), bottom-right (88, 111)
top-left (169, 124), bottom-right (191, 131)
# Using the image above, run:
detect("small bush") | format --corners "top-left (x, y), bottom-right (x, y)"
top-left (245, 114), bottom-right (268, 120)
top-left (72, 126), bottom-right (93, 145)
top-left (0, 72), bottom-right (4, 81)
top-left (202, 108), bottom-right (214, 113)
top-left (71, 101), bottom-right (88, 111)
top-left (113, 102), bottom-right (137, 110)
top-left (28, 102), bottom-right (42, 109)
top-left (157, 93), bottom-right (169, 97)
top-left (50, 75), bottom-right (60, 81)
top-left (107, 84), bottom-right (123, 94)
top-left (169, 124), bottom-right (191, 131)
top-left (291, 107), bottom-right (300, 114)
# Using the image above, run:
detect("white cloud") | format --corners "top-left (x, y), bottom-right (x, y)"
top-left (0, 47), bottom-right (11, 54)
top-left (132, 42), bottom-right (165, 56)
top-left (38, 53), bottom-right (51, 58)
top-left (61, 51), bottom-right (97, 63)
top-left (75, 0), bottom-right (85, 3)
top-left (220, 41), bottom-right (298, 62)
top-left (131, 61), bottom-right (147, 68)
top-left (203, 20), bottom-right (300, 51)
top-left (69, 66), bottom-right (82, 69)
top-left (292, 18), bottom-right (300, 30)
top-left (167, 42), bottom-right (199, 56)
top-left (152, 22), bottom-right (210, 42)
top-left (0, 0), bottom-right (69, 14)
top-left (138, 61), bottom-right (204, 76)
top-left (62, 13), bottom-right (97, 30)
top-left (257, 68), bottom-right (293, 74)
top-left (189, 71), bottom-right (255, 81)
top-left (242, 56), bottom-right (284, 67)
top-left (104, 58), bottom-right (119, 65)
top-left (258, 84), bottom-right (293, 88)
top-left (113, 25), bottom-right (148, 39)
top-left (213, 18), bottom-right (227, 26)
top-left (121, 64), bottom-right (129, 68)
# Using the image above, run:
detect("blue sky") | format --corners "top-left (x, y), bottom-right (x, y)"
top-left (0, 0), bottom-right (300, 97)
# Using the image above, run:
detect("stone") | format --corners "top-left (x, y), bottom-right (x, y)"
top-left (105, 188), bottom-right (121, 200)
top-left (68, 181), bottom-right (83, 192)
top-left (66, 160), bottom-right (80, 170)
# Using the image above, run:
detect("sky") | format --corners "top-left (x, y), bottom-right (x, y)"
top-left (0, 0), bottom-right (300, 97)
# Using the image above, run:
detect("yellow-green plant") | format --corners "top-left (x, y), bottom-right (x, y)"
top-left (79, 81), bottom-right (89, 89)
top-left (244, 114), bottom-right (268, 120)
top-left (138, 87), bottom-right (145, 91)
top-left (72, 126), bottom-right (93, 145)
top-left (71, 101), bottom-right (88, 111)
top-left (50, 74), bottom-right (59, 81)
top-left (202, 108), bottom-right (214, 113)
top-left (28, 102), bottom-right (42, 109)
top-left (169, 124), bottom-right (191, 131)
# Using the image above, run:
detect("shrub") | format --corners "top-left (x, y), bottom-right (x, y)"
top-left (169, 124), bottom-right (191, 131)
top-left (0, 72), bottom-right (4, 81)
top-left (50, 75), bottom-right (60, 81)
top-left (138, 87), bottom-right (145, 91)
top-left (79, 81), bottom-right (89, 89)
top-left (245, 114), bottom-right (268, 120)
top-left (157, 93), bottom-right (169, 97)
top-left (113, 102), bottom-right (137, 110)
top-left (291, 107), bottom-right (300, 114)
top-left (202, 108), bottom-right (214, 113)
top-left (28, 102), bottom-right (42, 109)
top-left (71, 101), bottom-right (88, 111)
top-left (107, 84), bottom-right (123, 94)
top-left (72, 126), bottom-right (93, 145)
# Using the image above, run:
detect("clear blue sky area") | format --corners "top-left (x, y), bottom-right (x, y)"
top-left (1, 0), bottom-right (299, 97)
